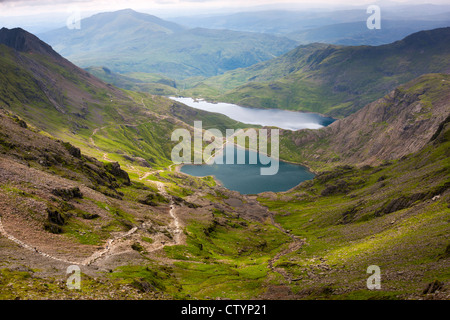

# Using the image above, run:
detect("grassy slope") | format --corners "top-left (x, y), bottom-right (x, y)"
top-left (183, 27), bottom-right (450, 117)
top-left (84, 67), bottom-right (179, 96)
top-left (0, 39), bottom-right (296, 299)
top-left (0, 107), bottom-right (292, 300)
top-left (0, 44), bottom-right (252, 171)
top-left (258, 119), bottom-right (450, 299)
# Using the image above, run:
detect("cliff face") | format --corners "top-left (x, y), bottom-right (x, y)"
top-left (326, 73), bottom-right (450, 164)
top-left (285, 73), bottom-right (450, 167)
top-left (0, 27), bottom-right (62, 60)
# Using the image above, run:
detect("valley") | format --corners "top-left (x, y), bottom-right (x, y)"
top-left (0, 4), bottom-right (449, 302)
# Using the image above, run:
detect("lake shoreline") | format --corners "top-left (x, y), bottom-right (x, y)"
top-left (173, 96), bottom-right (335, 119)
top-left (178, 143), bottom-right (315, 195)
top-left (169, 96), bottom-right (329, 193)
top-left (170, 96), bottom-right (336, 131)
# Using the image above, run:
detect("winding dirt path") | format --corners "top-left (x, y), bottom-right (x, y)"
top-left (82, 227), bottom-right (138, 266)
top-left (0, 216), bottom-right (80, 265)
top-left (89, 127), bottom-right (115, 162)
top-left (267, 215), bottom-right (305, 283)
top-left (155, 181), bottom-right (183, 245)
top-left (0, 178), bottom-right (184, 269)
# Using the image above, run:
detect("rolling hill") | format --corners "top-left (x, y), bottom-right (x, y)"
top-left (39, 9), bottom-right (298, 79)
top-left (185, 27), bottom-right (450, 117)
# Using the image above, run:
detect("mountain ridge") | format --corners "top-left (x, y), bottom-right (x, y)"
top-left (278, 73), bottom-right (450, 169)
top-left (40, 9), bottom-right (298, 79)
top-left (0, 27), bottom-right (62, 60)
top-left (186, 27), bottom-right (450, 117)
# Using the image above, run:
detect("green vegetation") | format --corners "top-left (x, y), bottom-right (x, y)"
top-left (41, 9), bottom-right (297, 79)
top-left (161, 209), bottom-right (291, 299)
top-left (84, 67), bottom-right (178, 96)
top-left (0, 25), bottom-right (448, 301)
top-left (0, 37), bottom-right (254, 175)
top-left (182, 28), bottom-right (450, 117)
top-left (258, 121), bottom-right (450, 298)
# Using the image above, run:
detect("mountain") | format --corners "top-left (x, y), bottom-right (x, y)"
top-left (278, 73), bottom-right (450, 169)
top-left (186, 27), bottom-right (450, 117)
top-left (0, 27), bottom-right (62, 59)
top-left (39, 9), bottom-right (298, 79)
top-left (256, 73), bottom-right (450, 299)
top-left (171, 6), bottom-right (450, 44)
top-left (289, 19), bottom-right (450, 46)
top-left (0, 27), bottom-right (292, 300)
top-left (0, 97), bottom-right (290, 300)
top-left (0, 27), bottom-right (448, 300)
top-left (259, 97), bottom-right (450, 299)
top-left (0, 27), bottom-right (251, 169)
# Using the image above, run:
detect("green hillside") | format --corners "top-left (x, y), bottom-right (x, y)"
top-left (40, 9), bottom-right (297, 79)
top-left (0, 29), bottom-right (251, 171)
top-left (0, 26), bottom-right (448, 301)
top-left (258, 115), bottom-right (450, 299)
top-left (84, 67), bottom-right (179, 96)
top-left (184, 27), bottom-right (450, 117)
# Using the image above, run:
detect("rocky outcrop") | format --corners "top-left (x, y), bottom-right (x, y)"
top-left (287, 73), bottom-right (450, 167)
top-left (0, 27), bottom-right (62, 60)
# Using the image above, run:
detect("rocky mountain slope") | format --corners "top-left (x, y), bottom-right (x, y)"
top-left (0, 28), bottom-right (448, 300)
top-left (0, 27), bottom-right (251, 169)
top-left (0, 106), bottom-right (288, 300)
top-left (279, 73), bottom-right (450, 169)
top-left (259, 100), bottom-right (450, 299)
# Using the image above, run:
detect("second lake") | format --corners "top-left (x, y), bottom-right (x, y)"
top-left (170, 97), bottom-right (335, 131)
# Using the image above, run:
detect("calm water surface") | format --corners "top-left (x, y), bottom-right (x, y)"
top-left (174, 97), bottom-right (335, 194)
top-left (170, 97), bottom-right (335, 130)
top-left (180, 145), bottom-right (315, 194)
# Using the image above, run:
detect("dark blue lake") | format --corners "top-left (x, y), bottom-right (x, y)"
top-left (180, 144), bottom-right (315, 194)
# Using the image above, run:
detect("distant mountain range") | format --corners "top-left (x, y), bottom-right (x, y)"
top-left (171, 6), bottom-right (450, 45)
top-left (37, 8), bottom-right (450, 104)
top-left (39, 9), bottom-right (298, 79)
top-left (289, 19), bottom-right (450, 46)
top-left (186, 27), bottom-right (450, 117)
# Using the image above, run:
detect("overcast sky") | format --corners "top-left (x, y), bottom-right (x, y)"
top-left (2, 0), bottom-right (450, 17)
top-left (1, 0), bottom-right (449, 33)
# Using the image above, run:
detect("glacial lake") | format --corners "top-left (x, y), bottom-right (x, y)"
top-left (180, 144), bottom-right (315, 194)
top-left (170, 97), bottom-right (335, 130)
